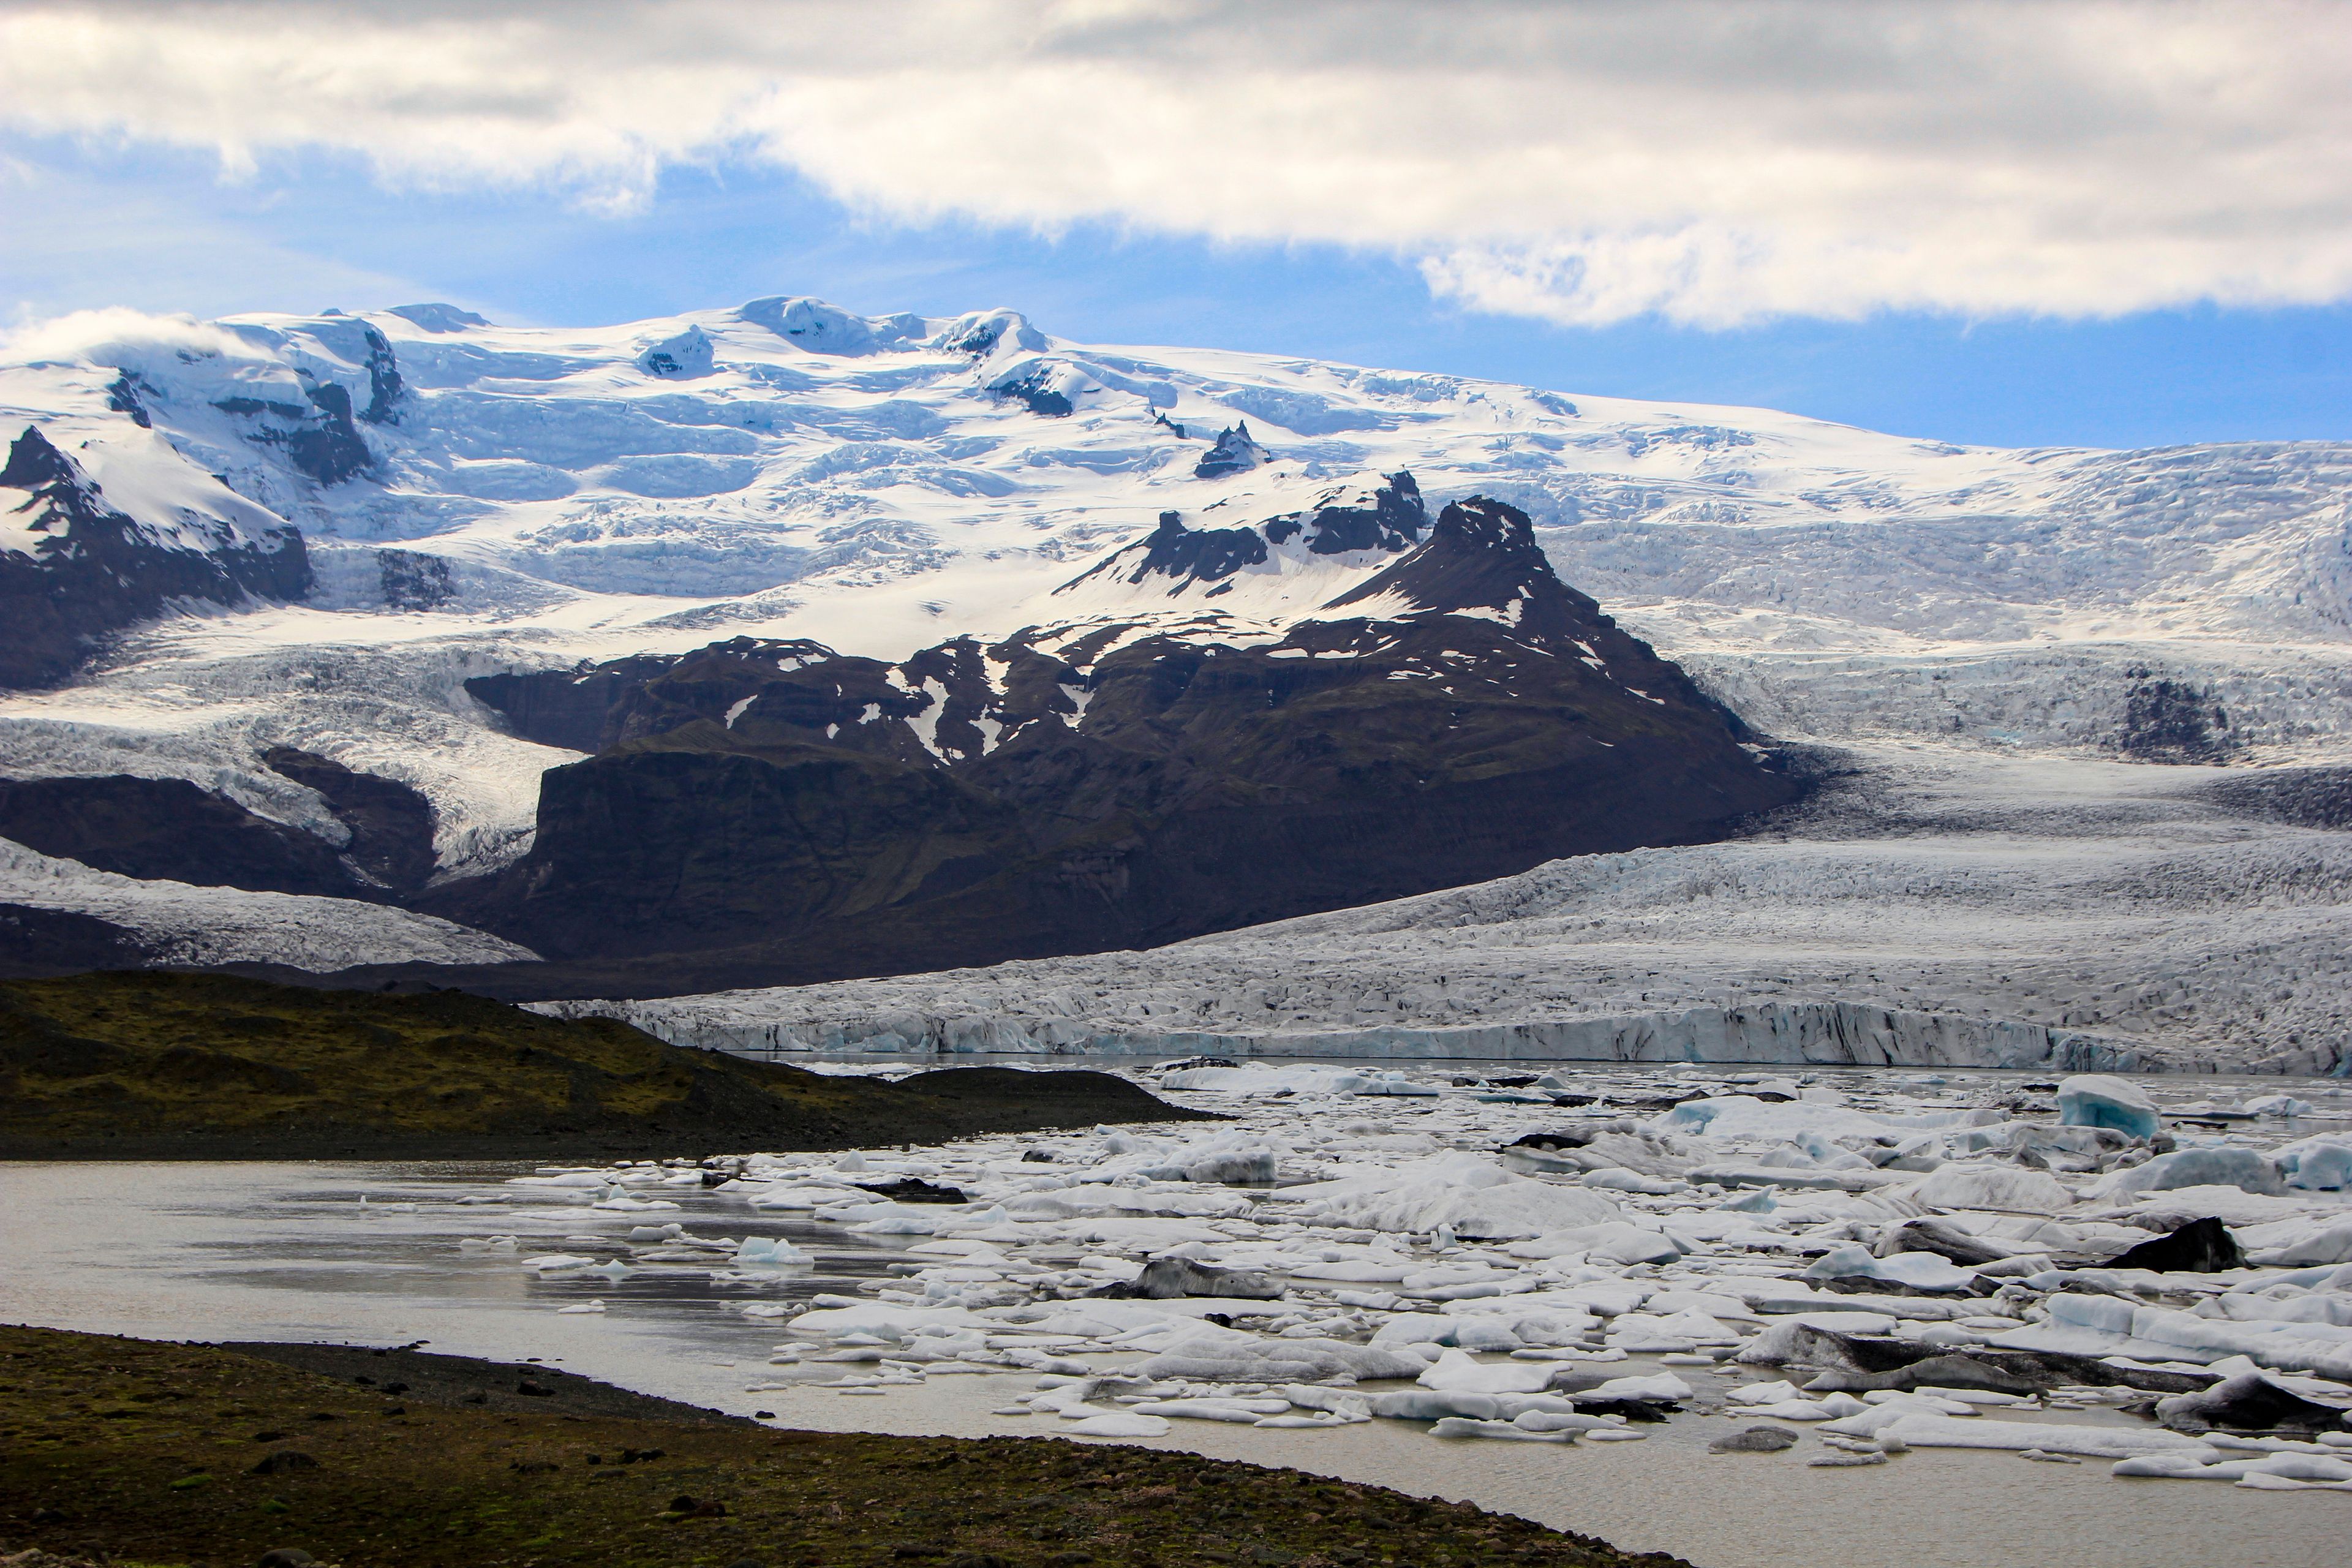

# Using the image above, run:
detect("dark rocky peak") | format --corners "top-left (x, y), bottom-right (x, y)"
top-left (295, 315), bottom-right (405, 424)
top-left (1, 423), bottom-right (79, 497)
top-left (1057, 510), bottom-right (1268, 600)
top-left (1052, 472), bottom-right (1429, 605)
top-left (1317, 495), bottom-right (1595, 647)
top-left (596, 638), bottom-right (903, 753)
top-left (1263, 471), bottom-right (1426, 555)
top-left (211, 374), bottom-right (376, 486)
top-left (1, 424), bottom-right (150, 543)
top-left (355, 322), bottom-right (404, 423)
top-left (895, 635), bottom-right (1088, 762)
top-left (470, 637), bottom-right (930, 764)
top-left (468, 630), bottom-right (1096, 777)
top-left (986, 357), bottom-right (1104, 418)
top-left (635, 324), bottom-right (716, 380)
top-left (937, 309), bottom-right (1046, 358)
top-left (385, 303), bottom-right (491, 333)
top-left (1, 426), bottom-right (310, 689)
top-left (436, 544), bottom-right (1793, 987)
top-left (105, 371), bottom-right (156, 428)
top-left (1193, 421), bottom-right (1269, 479)
top-left (466, 651), bottom-right (695, 755)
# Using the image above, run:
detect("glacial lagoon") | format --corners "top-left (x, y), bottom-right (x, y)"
top-left (6, 1060), bottom-right (2350, 1568)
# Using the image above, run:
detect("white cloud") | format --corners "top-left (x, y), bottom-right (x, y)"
top-left (0, 306), bottom-right (271, 365)
top-left (2, 0), bottom-right (2350, 325)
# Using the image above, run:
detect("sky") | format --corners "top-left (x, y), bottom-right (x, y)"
top-left (4, 0), bottom-right (2351, 451)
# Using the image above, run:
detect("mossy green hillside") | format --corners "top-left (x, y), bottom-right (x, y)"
top-left (0, 970), bottom-right (1208, 1159)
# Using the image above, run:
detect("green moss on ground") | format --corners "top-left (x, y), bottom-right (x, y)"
top-left (0, 971), bottom-right (1209, 1159)
top-left (0, 1327), bottom-right (1688, 1568)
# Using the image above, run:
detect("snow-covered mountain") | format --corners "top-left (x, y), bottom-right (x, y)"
top-left (1, 296), bottom-right (2349, 1060)
top-left (405, 491), bottom-right (1795, 996)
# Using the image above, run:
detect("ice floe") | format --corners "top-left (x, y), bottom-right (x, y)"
top-left (445, 1058), bottom-right (2352, 1497)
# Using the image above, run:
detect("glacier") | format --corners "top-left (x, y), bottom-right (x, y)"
top-left (1, 296), bottom-right (2349, 1061)
top-left (543, 742), bottom-right (2352, 1077)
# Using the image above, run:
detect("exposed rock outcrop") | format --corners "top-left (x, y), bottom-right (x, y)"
top-left (1193, 420), bottom-right (1269, 478)
top-left (0, 426), bottom-right (310, 688)
top-left (435, 492), bottom-right (1800, 997)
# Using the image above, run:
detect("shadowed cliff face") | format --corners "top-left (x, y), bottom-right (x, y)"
top-left (438, 493), bottom-right (1803, 997)
top-left (0, 774), bottom-right (359, 897)
top-left (0, 758), bottom-right (439, 908)
top-left (0, 426), bottom-right (311, 689)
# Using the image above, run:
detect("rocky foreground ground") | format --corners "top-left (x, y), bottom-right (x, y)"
top-left (0, 1326), bottom-right (1687, 1568)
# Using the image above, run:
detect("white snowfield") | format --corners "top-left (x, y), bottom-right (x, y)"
top-left (2, 297), bottom-right (2351, 1034)
top-left (448, 1062), bottom-right (2352, 1499)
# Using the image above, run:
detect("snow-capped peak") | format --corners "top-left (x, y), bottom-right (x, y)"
top-left (1319, 494), bottom-right (1588, 645)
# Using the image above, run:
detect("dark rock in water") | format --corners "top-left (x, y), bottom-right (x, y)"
top-left (1766, 1324), bottom-right (2211, 1395)
top-left (0, 426), bottom-right (310, 689)
top-left (1875, 1217), bottom-right (2013, 1267)
top-left (852, 1177), bottom-right (968, 1205)
top-left (1570, 1396), bottom-right (1675, 1423)
top-left (1611, 1091), bottom-right (1709, 1112)
top-left (1808, 1352), bottom-right (2045, 1398)
top-left (0, 774), bottom-right (356, 897)
top-left (2108, 1215), bottom-right (2243, 1273)
top-left (1094, 1257), bottom-right (1282, 1301)
top-left (1158, 1056), bottom-right (1240, 1072)
top-left (1511, 1128), bottom-right (1605, 1152)
top-left (1818, 1273), bottom-right (1979, 1298)
top-left (263, 747), bottom-right (439, 895)
top-left (427, 491), bottom-right (1800, 999)
top-left (1709, 1427), bottom-right (1798, 1453)
top-left (2155, 1372), bottom-right (2349, 1435)
top-left (1193, 421), bottom-right (1268, 479)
